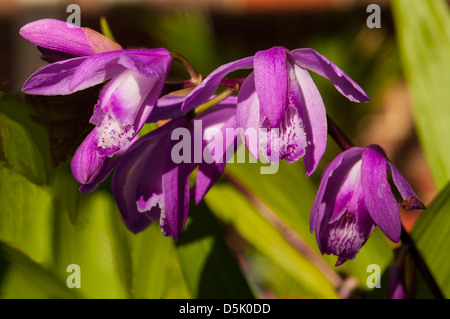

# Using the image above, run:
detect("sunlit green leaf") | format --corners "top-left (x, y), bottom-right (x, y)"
top-left (205, 182), bottom-right (338, 298)
top-left (49, 163), bottom-right (82, 225)
top-left (175, 201), bottom-right (254, 299)
top-left (100, 16), bottom-right (116, 41)
top-left (143, 10), bottom-right (220, 77)
top-left (0, 93), bottom-right (52, 184)
top-left (50, 190), bottom-right (133, 299)
top-left (393, 0), bottom-right (450, 189)
top-left (411, 182), bottom-right (450, 298)
top-left (0, 162), bottom-right (53, 265)
top-left (129, 223), bottom-right (191, 299)
top-left (225, 156), bottom-right (392, 290)
top-left (0, 241), bottom-right (78, 299)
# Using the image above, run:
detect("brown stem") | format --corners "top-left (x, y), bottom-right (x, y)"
top-left (400, 225), bottom-right (444, 299)
top-left (327, 114), bottom-right (354, 151)
top-left (219, 78), bottom-right (246, 88)
top-left (160, 79), bottom-right (197, 96)
top-left (170, 51), bottom-right (202, 85)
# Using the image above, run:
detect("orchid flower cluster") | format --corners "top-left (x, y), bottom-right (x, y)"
top-left (20, 19), bottom-right (426, 269)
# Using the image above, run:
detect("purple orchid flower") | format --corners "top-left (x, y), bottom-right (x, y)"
top-left (110, 97), bottom-right (239, 236)
top-left (20, 18), bottom-right (123, 61)
top-left (20, 19), bottom-right (173, 186)
top-left (310, 145), bottom-right (425, 266)
top-left (182, 46), bottom-right (369, 176)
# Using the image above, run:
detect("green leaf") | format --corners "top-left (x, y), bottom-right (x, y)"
top-left (49, 163), bottom-right (82, 225)
top-left (225, 157), bottom-right (392, 290)
top-left (411, 182), bottom-right (450, 298)
top-left (143, 10), bottom-right (221, 77)
top-left (100, 16), bottom-right (116, 41)
top-left (0, 241), bottom-right (78, 299)
top-left (0, 93), bottom-right (52, 184)
top-left (138, 122), bottom-right (159, 137)
top-left (226, 159), bottom-right (318, 245)
top-left (50, 190), bottom-right (133, 299)
top-left (129, 223), bottom-right (191, 299)
top-left (0, 162), bottom-right (53, 265)
top-left (392, 0), bottom-right (450, 189)
top-left (204, 182), bottom-right (338, 298)
top-left (175, 201), bottom-right (254, 299)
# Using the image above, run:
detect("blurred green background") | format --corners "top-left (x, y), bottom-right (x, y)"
top-left (0, 0), bottom-right (449, 299)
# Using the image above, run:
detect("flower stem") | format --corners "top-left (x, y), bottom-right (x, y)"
top-left (160, 79), bottom-right (198, 97)
top-left (400, 225), bottom-right (444, 299)
top-left (219, 78), bottom-right (246, 88)
top-left (171, 52), bottom-right (202, 86)
top-left (193, 84), bottom-right (239, 116)
top-left (326, 114), bottom-right (354, 151)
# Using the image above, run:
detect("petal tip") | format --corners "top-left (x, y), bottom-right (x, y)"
top-left (401, 196), bottom-right (427, 211)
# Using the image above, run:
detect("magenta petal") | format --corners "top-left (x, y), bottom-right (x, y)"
top-left (326, 157), bottom-right (375, 266)
top-left (182, 56), bottom-right (254, 112)
top-left (116, 50), bottom-right (172, 80)
top-left (289, 48), bottom-right (370, 103)
top-left (236, 72), bottom-right (261, 159)
top-left (161, 163), bottom-right (191, 239)
top-left (22, 57), bottom-right (87, 95)
top-left (134, 126), bottom-right (173, 213)
top-left (310, 147), bottom-right (364, 251)
top-left (134, 80), bottom-right (169, 131)
top-left (111, 123), bottom-right (179, 234)
top-left (96, 70), bottom-right (158, 125)
top-left (387, 161), bottom-right (425, 210)
top-left (78, 133), bottom-right (140, 194)
top-left (147, 94), bottom-right (186, 122)
top-left (23, 50), bottom-right (168, 96)
top-left (388, 162), bottom-right (416, 200)
top-left (289, 62), bottom-right (327, 176)
top-left (70, 52), bottom-right (129, 91)
top-left (310, 147), bottom-right (378, 265)
top-left (135, 156), bottom-right (164, 214)
top-left (361, 147), bottom-right (401, 243)
top-left (69, 49), bottom-right (171, 92)
top-left (194, 102), bottom-right (239, 204)
top-left (197, 100), bottom-right (237, 163)
top-left (236, 73), bottom-right (259, 129)
top-left (160, 118), bottom-right (194, 239)
top-left (195, 162), bottom-right (226, 205)
top-left (70, 129), bottom-right (108, 185)
top-left (20, 19), bottom-right (94, 56)
top-left (161, 162), bottom-right (192, 239)
top-left (78, 157), bottom-right (118, 194)
top-left (328, 160), bottom-right (363, 224)
top-left (310, 147), bottom-right (364, 233)
top-left (112, 54), bottom-right (171, 132)
top-left (254, 47), bottom-right (288, 128)
top-left (111, 136), bottom-right (159, 233)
